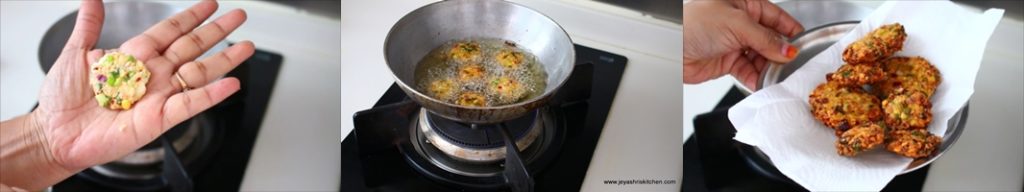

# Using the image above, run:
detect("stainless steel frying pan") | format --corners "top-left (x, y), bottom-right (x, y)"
top-left (384, 0), bottom-right (575, 124)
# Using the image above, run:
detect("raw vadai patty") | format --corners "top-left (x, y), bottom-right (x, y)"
top-left (89, 52), bottom-right (151, 110)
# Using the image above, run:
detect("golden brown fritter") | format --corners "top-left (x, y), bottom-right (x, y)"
top-left (876, 56), bottom-right (942, 98)
top-left (496, 50), bottom-right (525, 69)
top-left (427, 79), bottom-right (456, 101)
top-left (455, 92), bottom-right (487, 107)
top-left (886, 129), bottom-right (942, 158)
top-left (826, 63), bottom-right (887, 85)
top-left (810, 82), bottom-right (884, 135)
top-left (450, 42), bottom-right (481, 63)
top-left (418, 39), bottom-right (547, 108)
top-left (457, 64), bottom-right (486, 82)
top-left (836, 123), bottom-right (886, 156)
top-left (842, 23), bottom-right (907, 64)
top-left (809, 23), bottom-right (948, 158)
top-left (489, 76), bottom-right (525, 104)
top-left (882, 89), bottom-right (933, 130)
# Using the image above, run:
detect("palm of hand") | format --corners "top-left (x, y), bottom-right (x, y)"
top-left (32, 0), bottom-right (252, 171)
top-left (38, 41), bottom-right (185, 170)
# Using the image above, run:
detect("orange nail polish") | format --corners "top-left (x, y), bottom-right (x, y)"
top-left (784, 44), bottom-right (799, 59)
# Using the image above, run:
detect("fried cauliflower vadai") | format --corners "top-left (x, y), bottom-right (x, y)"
top-left (876, 56), bottom-right (942, 98)
top-left (450, 42), bottom-right (481, 63)
top-left (458, 63), bottom-right (486, 82)
top-left (882, 89), bottom-right (933, 130)
top-left (886, 129), bottom-right (942, 158)
top-left (842, 23), bottom-right (907, 64)
top-left (427, 79), bottom-right (456, 101)
top-left (497, 50), bottom-right (525, 69)
top-left (456, 92), bottom-right (487, 107)
top-left (827, 63), bottom-right (887, 85)
top-left (489, 76), bottom-right (525, 104)
top-left (836, 123), bottom-right (886, 156)
top-left (417, 39), bottom-right (548, 107)
top-left (810, 82), bottom-right (883, 135)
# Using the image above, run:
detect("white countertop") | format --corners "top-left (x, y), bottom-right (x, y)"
top-left (683, 0), bottom-right (1024, 191)
top-left (916, 10), bottom-right (1024, 192)
top-left (1, 1), bottom-right (341, 191)
top-left (341, 0), bottom-right (683, 191)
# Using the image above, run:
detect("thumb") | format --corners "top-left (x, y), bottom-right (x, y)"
top-left (732, 19), bottom-right (799, 63)
top-left (65, 0), bottom-right (104, 50)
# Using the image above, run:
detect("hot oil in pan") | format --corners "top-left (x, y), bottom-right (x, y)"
top-left (414, 38), bottom-right (547, 107)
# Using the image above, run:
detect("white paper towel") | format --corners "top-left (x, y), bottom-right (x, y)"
top-left (727, 1), bottom-right (1003, 191)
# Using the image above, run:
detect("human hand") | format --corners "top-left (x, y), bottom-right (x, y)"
top-left (2, 0), bottom-right (252, 189)
top-left (682, 0), bottom-right (804, 89)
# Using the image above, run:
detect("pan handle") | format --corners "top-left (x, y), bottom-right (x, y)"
top-left (496, 123), bottom-right (534, 192)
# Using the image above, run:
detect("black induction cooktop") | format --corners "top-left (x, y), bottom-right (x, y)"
top-left (682, 86), bottom-right (932, 192)
top-left (341, 44), bottom-right (627, 191)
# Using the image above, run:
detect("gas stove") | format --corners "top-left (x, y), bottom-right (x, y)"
top-left (52, 47), bottom-right (282, 192)
top-left (682, 86), bottom-right (932, 192)
top-left (341, 44), bottom-right (627, 191)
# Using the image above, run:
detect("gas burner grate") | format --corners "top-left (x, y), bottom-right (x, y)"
top-left (426, 110), bottom-right (538, 149)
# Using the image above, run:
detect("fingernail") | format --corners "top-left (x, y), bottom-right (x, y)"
top-left (783, 44), bottom-right (799, 59)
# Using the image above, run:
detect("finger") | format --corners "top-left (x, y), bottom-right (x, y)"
top-left (163, 9), bottom-right (247, 65)
top-left (727, 56), bottom-right (761, 90)
top-left (744, 48), bottom-right (757, 61)
top-left (752, 55), bottom-right (768, 74)
top-left (684, 51), bottom-right (743, 85)
top-left (733, 0), bottom-right (805, 37)
top-left (85, 49), bottom-right (105, 66)
top-left (731, 17), bottom-right (799, 64)
top-left (162, 77), bottom-right (240, 128)
top-left (122, 0), bottom-right (218, 60)
top-left (171, 41), bottom-right (254, 92)
top-left (64, 0), bottom-right (104, 50)
top-left (749, 55), bottom-right (768, 90)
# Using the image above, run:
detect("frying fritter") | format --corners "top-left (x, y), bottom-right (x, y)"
top-left (842, 23), bottom-right (907, 64)
top-left (497, 50), bottom-right (525, 69)
top-left (456, 92), bottom-right (487, 107)
top-left (882, 89), bottom-right (933, 130)
top-left (427, 79), bottom-right (456, 101)
top-left (418, 39), bottom-right (548, 108)
top-left (458, 63), bottom-right (486, 82)
top-left (886, 129), bottom-right (942, 158)
top-left (489, 76), bottom-right (525, 104)
top-left (826, 63), bottom-right (887, 85)
top-left (836, 123), bottom-right (886, 156)
top-left (876, 56), bottom-right (942, 98)
top-left (810, 82), bottom-right (883, 135)
top-left (450, 42), bottom-right (481, 63)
